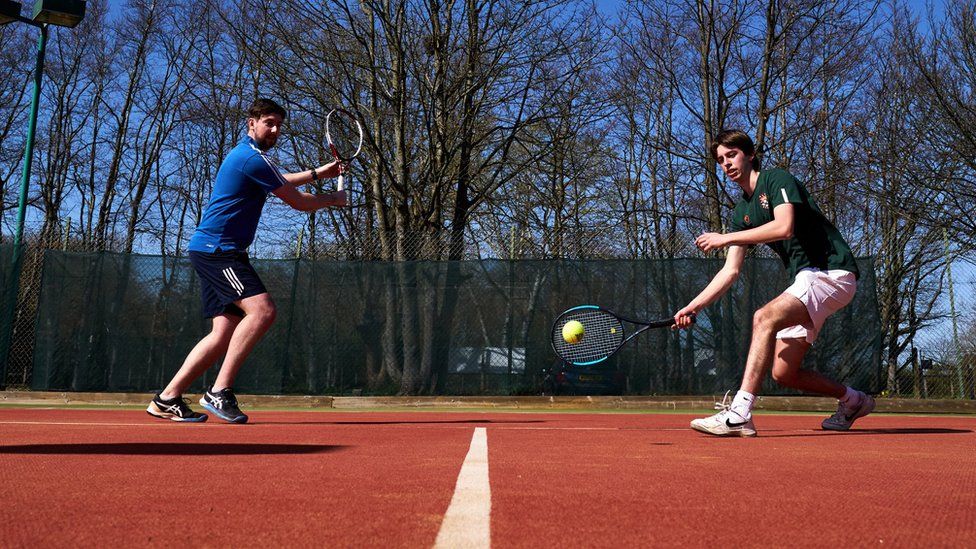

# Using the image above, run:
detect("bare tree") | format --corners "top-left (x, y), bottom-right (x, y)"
top-left (906, 0), bottom-right (976, 245)
top-left (0, 24), bottom-right (35, 234)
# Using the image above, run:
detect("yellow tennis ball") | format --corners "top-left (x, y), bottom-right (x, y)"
top-left (562, 320), bottom-right (585, 344)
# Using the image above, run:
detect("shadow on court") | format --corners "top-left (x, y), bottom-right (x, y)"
top-left (762, 427), bottom-right (972, 438)
top-left (0, 443), bottom-right (347, 455)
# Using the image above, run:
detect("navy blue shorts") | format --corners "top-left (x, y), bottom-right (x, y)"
top-left (188, 250), bottom-right (268, 318)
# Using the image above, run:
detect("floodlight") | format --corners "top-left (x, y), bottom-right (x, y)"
top-left (0, 0), bottom-right (22, 24)
top-left (31, 0), bottom-right (84, 27)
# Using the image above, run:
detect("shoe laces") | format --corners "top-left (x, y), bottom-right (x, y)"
top-left (713, 390), bottom-right (733, 412)
top-left (831, 401), bottom-right (854, 420)
top-left (705, 390), bottom-right (739, 421)
top-left (711, 390), bottom-right (751, 423)
top-left (214, 389), bottom-right (238, 407)
top-left (174, 397), bottom-right (194, 413)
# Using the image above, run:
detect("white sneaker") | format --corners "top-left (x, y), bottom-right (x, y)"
top-left (822, 392), bottom-right (875, 431)
top-left (690, 392), bottom-right (757, 437)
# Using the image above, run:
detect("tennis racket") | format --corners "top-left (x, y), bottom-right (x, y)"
top-left (325, 107), bottom-right (363, 199)
top-left (550, 305), bottom-right (693, 366)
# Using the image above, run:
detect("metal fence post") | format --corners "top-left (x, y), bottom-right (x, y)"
top-left (944, 229), bottom-right (964, 398)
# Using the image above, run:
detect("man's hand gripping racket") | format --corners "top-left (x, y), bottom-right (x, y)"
top-left (551, 305), bottom-right (695, 366)
top-left (326, 108), bottom-right (363, 207)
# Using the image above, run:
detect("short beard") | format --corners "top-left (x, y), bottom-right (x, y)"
top-left (256, 136), bottom-right (276, 151)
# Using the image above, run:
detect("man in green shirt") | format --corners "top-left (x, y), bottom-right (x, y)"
top-left (674, 129), bottom-right (874, 437)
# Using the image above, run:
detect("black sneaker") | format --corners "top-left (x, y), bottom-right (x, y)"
top-left (200, 388), bottom-right (248, 424)
top-left (822, 392), bottom-right (876, 431)
top-left (147, 394), bottom-right (208, 422)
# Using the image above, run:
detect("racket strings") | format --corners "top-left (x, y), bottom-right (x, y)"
top-left (326, 112), bottom-right (362, 161)
top-left (552, 310), bottom-right (625, 364)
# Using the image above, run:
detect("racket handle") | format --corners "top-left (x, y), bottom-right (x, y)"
top-left (335, 174), bottom-right (350, 207)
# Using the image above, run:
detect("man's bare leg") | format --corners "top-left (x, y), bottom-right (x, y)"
top-left (160, 314), bottom-right (241, 399)
top-left (739, 293), bottom-right (815, 395)
top-left (211, 293), bottom-right (277, 392)
top-left (771, 338), bottom-right (845, 398)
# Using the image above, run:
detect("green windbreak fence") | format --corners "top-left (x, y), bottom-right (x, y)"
top-left (0, 244), bottom-right (12, 366)
top-left (30, 251), bottom-right (882, 396)
top-left (0, 243), bottom-right (11, 302)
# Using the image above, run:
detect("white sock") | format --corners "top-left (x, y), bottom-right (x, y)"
top-left (730, 390), bottom-right (755, 419)
top-left (840, 386), bottom-right (860, 405)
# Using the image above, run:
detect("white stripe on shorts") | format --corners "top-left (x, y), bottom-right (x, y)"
top-left (223, 267), bottom-right (244, 295)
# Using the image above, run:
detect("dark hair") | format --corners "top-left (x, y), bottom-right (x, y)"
top-left (711, 129), bottom-right (760, 170)
top-left (247, 98), bottom-right (287, 120)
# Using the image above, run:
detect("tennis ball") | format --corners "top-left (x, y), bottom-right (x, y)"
top-left (562, 320), bottom-right (585, 344)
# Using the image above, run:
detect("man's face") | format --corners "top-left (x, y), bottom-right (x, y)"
top-left (714, 144), bottom-right (753, 183)
top-left (248, 114), bottom-right (283, 151)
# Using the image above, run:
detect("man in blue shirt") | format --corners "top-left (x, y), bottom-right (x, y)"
top-left (147, 98), bottom-right (347, 423)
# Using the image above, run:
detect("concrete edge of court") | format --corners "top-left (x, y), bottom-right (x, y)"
top-left (1, 390), bottom-right (975, 414)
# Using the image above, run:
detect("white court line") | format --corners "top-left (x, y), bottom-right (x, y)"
top-left (434, 427), bottom-right (491, 549)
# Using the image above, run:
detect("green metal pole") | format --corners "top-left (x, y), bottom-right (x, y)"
top-left (0, 24), bottom-right (48, 390)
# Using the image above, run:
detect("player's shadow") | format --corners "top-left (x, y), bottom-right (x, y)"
top-left (848, 427), bottom-right (972, 435)
top-left (258, 419), bottom-right (548, 426)
top-left (0, 443), bottom-right (347, 455)
top-left (766, 427), bottom-right (972, 437)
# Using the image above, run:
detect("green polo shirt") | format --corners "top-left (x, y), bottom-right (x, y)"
top-left (729, 168), bottom-right (859, 281)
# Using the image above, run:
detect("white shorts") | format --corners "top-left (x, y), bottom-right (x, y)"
top-left (777, 268), bottom-right (857, 344)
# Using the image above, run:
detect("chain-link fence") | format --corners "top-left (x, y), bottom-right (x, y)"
top-left (26, 252), bottom-right (881, 397)
top-left (902, 255), bottom-right (976, 399)
top-left (1, 236), bottom-right (52, 388)
top-left (0, 215), bottom-right (694, 386)
top-left (1, 220), bottom-right (973, 398)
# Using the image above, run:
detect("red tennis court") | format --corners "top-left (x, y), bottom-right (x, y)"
top-left (1, 408), bottom-right (973, 547)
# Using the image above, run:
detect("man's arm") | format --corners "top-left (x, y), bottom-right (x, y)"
top-left (279, 160), bottom-right (343, 188)
top-left (272, 184), bottom-right (347, 211)
top-left (695, 203), bottom-right (795, 252)
top-left (674, 245), bottom-right (747, 327)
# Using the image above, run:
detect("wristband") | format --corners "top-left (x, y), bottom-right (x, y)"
top-left (310, 168), bottom-right (319, 181)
